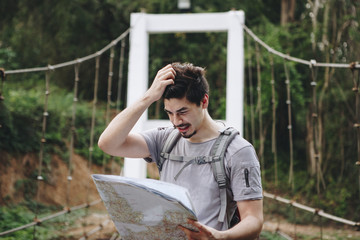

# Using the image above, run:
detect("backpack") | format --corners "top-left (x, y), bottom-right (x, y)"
top-left (158, 127), bottom-right (240, 227)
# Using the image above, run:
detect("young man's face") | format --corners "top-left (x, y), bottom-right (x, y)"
top-left (164, 97), bottom-right (205, 139)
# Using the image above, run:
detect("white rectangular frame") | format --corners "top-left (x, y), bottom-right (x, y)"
top-left (125, 11), bottom-right (245, 178)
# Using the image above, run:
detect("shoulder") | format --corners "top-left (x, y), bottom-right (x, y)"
top-left (229, 134), bottom-right (253, 151)
top-left (226, 134), bottom-right (259, 166)
top-left (140, 126), bottom-right (176, 145)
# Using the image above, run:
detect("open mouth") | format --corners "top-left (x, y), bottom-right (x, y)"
top-left (177, 124), bottom-right (190, 133)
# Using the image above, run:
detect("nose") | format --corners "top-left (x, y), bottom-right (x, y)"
top-left (173, 114), bottom-right (183, 126)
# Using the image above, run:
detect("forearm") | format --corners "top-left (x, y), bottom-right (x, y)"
top-left (220, 216), bottom-right (263, 240)
top-left (98, 95), bottom-right (153, 155)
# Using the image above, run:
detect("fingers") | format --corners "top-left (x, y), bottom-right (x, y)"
top-left (178, 220), bottom-right (211, 240)
top-left (144, 64), bottom-right (176, 102)
top-left (155, 64), bottom-right (176, 83)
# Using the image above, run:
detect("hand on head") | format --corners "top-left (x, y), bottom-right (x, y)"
top-left (144, 64), bottom-right (176, 103)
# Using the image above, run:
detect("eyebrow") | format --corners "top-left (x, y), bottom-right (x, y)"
top-left (164, 107), bottom-right (188, 114)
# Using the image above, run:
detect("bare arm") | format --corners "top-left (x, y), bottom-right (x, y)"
top-left (180, 199), bottom-right (263, 240)
top-left (98, 64), bottom-right (175, 158)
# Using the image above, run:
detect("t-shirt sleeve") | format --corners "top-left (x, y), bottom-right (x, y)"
top-left (228, 143), bottom-right (263, 201)
top-left (139, 127), bottom-right (172, 164)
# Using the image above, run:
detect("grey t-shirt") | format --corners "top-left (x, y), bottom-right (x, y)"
top-left (140, 127), bottom-right (262, 230)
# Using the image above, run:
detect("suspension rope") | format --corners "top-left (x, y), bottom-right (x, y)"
top-left (94, 47), bottom-right (120, 240)
top-left (243, 39), bottom-right (249, 141)
top-left (32, 68), bottom-right (52, 238)
top-left (350, 63), bottom-right (360, 198)
top-left (263, 191), bottom-right (360, 229)
top-left (116, 39), bottom-right (126, 114)
top-left (309, 60), bottom-right (326, 194)
top-left (114, 38), bottom-right (126, 175)
top-left (105, 47), bottom-right (115, 128)
top-left (65, 62), bottom-right (81, 224)
top-left (246, 34), bottom-right (256, 144)
top-left (102, 47), bottom-right (115, 174)
top-left (4, 23), bottom-right (359, 75)
top-left (269, 54), bottom-right (278, 187)
top-left (240, 23), bottom-right (360, 69)
top-left (0, 199), bottom-right (102, 237)
top-left (87, 54), bottom-right (100, 201)
top-left (255, 42), bottom-right (265, 183)
top-left (82, 55), bottom-right (101, 238)
top-left (283, 60), bottom-right (294, 190)
top-left (4, 29), bottom-right (130, 75)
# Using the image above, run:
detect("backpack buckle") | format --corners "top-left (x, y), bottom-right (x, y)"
top-left (212, 156), bottom-right (221, 162)
top-left (223, 129), bottom-right (232, 135)
top-left (194, 156), bottom-right (206, 164)
top-left (217, 177), bottom-right (227, 188)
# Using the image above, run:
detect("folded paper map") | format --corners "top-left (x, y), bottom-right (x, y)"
top-left (92, 174), bottom-right (198, 240)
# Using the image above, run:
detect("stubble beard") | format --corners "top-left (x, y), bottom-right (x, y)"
top-left (181, 130), bottom-right (197, 139)
top-left (174, 123), bottom-right (197, 139)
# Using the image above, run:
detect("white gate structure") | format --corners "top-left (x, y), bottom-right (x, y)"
top-left (124, 10), bottom-right (245, 178)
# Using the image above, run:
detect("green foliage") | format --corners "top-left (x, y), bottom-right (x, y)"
top-left (0, 85), bottom-right (43, 152)
top-left (0, 202), bottom-right (92, 239)
top-left (0, 205), bottom-right (54, 240)
top-left (0, 79), bottom-right (106, 167)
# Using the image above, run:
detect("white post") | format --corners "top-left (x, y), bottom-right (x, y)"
top-left (226, 11), bottom-right (244, 134)
top-left (123, 12), bottom-right (148, 178)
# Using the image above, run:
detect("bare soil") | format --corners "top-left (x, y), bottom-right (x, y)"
top-left (0, 152), bottom-right (115, 206)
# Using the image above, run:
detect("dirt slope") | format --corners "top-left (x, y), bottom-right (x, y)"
top-left (0, 152), bottom-right (120, 206)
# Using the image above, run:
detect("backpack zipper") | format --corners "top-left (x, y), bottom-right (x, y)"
top-left (244, 168), bottom-right (250, 187)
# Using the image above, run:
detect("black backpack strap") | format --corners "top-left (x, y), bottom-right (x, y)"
top-left (210, 127), bottom-right (239, 223)
top-left (159, 128), bottom-right (182, 171)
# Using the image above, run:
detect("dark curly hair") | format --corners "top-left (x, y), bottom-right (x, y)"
top-left (162, 62), bottom-right (209, 106)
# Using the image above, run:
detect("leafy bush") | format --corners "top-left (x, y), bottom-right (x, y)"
top-left (0, 80), bottom-right (106, 166)
top-left (0, 205), bottom-right (52, 240)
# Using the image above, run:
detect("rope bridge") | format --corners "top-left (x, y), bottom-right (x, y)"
top-left (0, 17), bottom-right (359, 239)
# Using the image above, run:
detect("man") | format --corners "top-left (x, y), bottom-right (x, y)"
top-left (98, 62), bottom-right (263, 239)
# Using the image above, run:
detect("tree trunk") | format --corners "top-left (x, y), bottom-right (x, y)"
top-left (306, 107), bottom-right (316, 176)
top-left (281, 0), bottom-right (296, 26)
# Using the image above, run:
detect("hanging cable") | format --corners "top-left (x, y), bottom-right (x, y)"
top-left (116, 39), bottom-right (126, 114)
top-left (102, 47), bottom-right (116, 174)
top-left (105, 47), bottom-right (115, 127)
top-left (255, 42), bottom-right (265, 183)
top-left (82, 54), bottom-right (101, 238)
top-left (246, 34), bottom-right (256, 144)
top-left (270, 54), bottom-right (278, 187)
top-left (34, 67), bottom-right (52, 239)
top-left (66, 61), bottom-right (81, 215)
top-left (4, 29), bottom-right (130, 75)
top-left (114, 39), bottom-right (126, 175)
top-left (309, 60), bottom-right (326, 194)
top-left (243, 39), bottom-right (249, 141)
top-left (283, 59), bottom-right (294, 190)
top-left (239, 22), bottom-right (360, 69)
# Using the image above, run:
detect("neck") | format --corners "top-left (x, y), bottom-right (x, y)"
top-left (188, 111), bottom-right (222, 143)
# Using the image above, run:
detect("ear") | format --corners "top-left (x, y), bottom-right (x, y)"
top-left (201, 94), bottom-right (209, 109)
